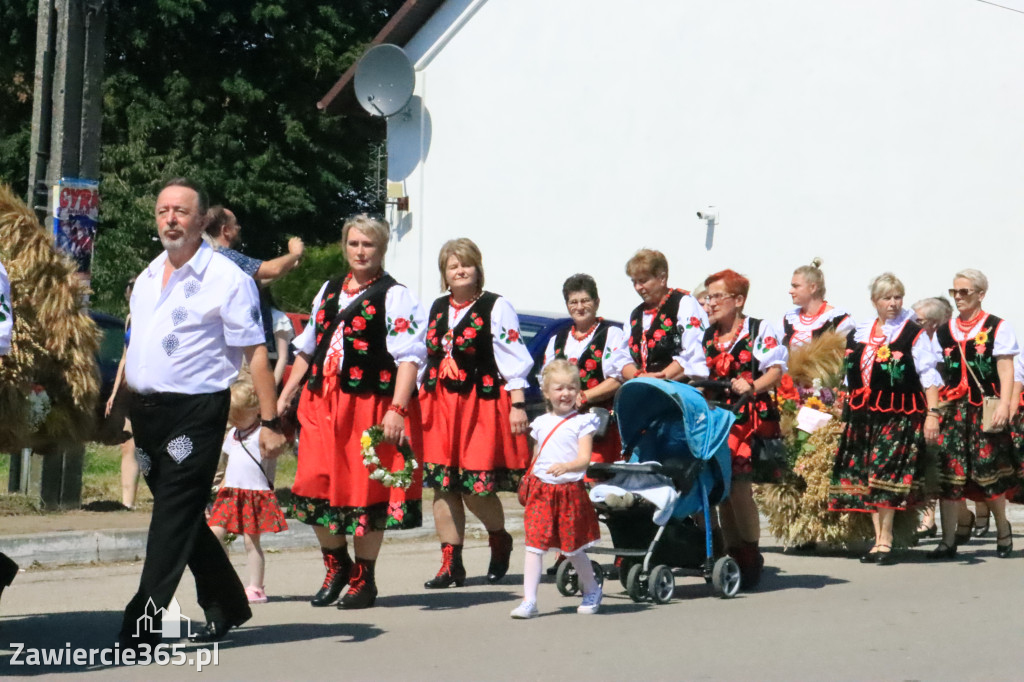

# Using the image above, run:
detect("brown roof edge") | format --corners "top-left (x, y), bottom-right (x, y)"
top-left (318, 0), bottom-right (446, 114)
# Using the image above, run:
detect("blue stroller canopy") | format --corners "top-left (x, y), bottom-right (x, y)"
top-left (614, 378), bottom-right (736, 464)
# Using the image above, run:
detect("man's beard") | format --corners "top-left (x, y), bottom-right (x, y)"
top-left (160, 233), bottom-right (199, 253)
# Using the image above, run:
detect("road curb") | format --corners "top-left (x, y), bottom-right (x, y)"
top-left (0, 506), bottom-right (526, 567)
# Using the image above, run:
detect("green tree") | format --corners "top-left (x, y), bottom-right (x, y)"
top-left (0, 0), bottom-right (402, 315)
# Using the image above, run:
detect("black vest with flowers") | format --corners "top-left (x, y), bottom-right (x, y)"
top-left (306, 275), bottom-right (398, 396)
top-left (781, 312), bottom-right (850, 347)
top-left (935, 314), bottom-right (1002, 404)
top-left (628, 290), bottom-right (691, 373)
top-left (552, 320), bottom-right (615, 407)
top-left (423, 292), bottom-right (504, 399)
top-left (701, 318), bottom-right (780, 423)
top-left (843, 321), bottom-right (926, 414)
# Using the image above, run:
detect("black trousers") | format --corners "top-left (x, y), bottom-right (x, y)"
top-left (118, 389), bottom-right (250, 645)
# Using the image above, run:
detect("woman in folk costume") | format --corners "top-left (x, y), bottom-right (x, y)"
top-left (608, 248), bottom-right (709, 383)
top-left (542, 273), bottom-right (625, 466)
top-left (828, 273), bottom-right (942, 565)
top-left (782, 258), bottom-right (856, 348)
top-left (277, 214), bottom-right (427, 609)
top-left (928, 268), bottom-right (1020, 560)
top-left (420, 238), bottom-right (533, 588)
top-left (700, 269), bottom-right (788, 588)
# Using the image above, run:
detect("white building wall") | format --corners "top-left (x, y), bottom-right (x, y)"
top-left (384, 0), bottom-right (1024, 328)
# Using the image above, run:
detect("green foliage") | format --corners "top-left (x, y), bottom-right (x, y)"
top-left (0, 0), bottom-right (401, 315)
top-left (0, 2), bottom-right (37, 199)
top-left (269, 242), bottom-right (348, 313)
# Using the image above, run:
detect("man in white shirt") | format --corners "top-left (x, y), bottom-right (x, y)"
top-left (118, 179), bottom-right (286, 650)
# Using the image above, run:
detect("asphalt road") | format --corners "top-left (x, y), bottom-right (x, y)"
top-left (1, 527), bottom-right (1023, 681)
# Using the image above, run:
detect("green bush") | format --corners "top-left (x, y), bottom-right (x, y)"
top-left (269, 242), bottom-right (348, 313)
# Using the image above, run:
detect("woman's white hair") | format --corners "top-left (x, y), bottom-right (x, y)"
top-left (954, 268), bottom-right (988, 293)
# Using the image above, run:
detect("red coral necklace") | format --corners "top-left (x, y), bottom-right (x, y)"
top-left (955, 310), bottom-right (984, 335)
top-left (343, 271), bottom-right (381, 295)
top-left (572, 319), bottom-right (601, 341)
top-left (643, 289), bottom-right (675, 315)
top-left (799, 300), bottom-right (828, 325)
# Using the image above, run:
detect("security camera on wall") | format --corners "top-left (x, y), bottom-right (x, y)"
top-left (696, 207), bottom-right (718, 222)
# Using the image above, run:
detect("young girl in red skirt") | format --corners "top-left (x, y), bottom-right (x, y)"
top-left (209, 379), bottom-right (288, 604)
top-left (512, 359), bottom-right (602, 619)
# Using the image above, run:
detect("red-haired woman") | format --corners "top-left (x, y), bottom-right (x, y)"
top-left (701, 269), bottom-right (788, 588)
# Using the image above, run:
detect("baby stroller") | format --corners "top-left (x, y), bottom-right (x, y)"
top-left (561, 378), bottom-right (743, 603)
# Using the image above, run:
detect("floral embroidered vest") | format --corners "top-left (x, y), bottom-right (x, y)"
top-left (306, 275), bottom-right (399, 396)
top-left (844, 321), bottom-right (926, 414)
top-left (782, 312), bottom-right (849, 347)
top-left (423, 292), bottom-right (504, 399)
top-left (628, 290), bottom-right (692, 373)
top-left (552, 320), bottom-right (615, 406)
top-left (702, 318), bottom-right (780, 423)
top-left (935, 314), bottom-right (1002, 404)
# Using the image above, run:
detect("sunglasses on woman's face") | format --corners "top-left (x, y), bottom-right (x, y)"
top-left (948, 288), bottom-right (976, 298)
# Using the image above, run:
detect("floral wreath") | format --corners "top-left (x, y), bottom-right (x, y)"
top-left (360, 424), bottom-right (418, 489)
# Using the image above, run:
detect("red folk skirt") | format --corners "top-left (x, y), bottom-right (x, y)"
top-left (293, 373), bottom-right (423, 510)
top-left (590, 426), bottom-right (623, 466)
top-left (728, 405), bottom-right (782, 482)
top-left (208, 487), bottom-right (288, 535)
top-left (419, 384), bottom-right (529, 493)
top-left (522, 477), bottom-right (601, 555)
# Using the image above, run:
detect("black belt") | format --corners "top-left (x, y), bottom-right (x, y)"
top-left (131, 388), bottom-right (230, 408)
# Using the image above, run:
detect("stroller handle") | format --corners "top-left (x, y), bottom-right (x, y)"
top-left (687, 379), bottom-right (752, 415)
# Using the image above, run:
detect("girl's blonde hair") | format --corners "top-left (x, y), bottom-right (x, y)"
top-left (541, 359), bottom-right (581, 398)
top-left (228, 378), bottom-right (260, 427)
top-left (793, 257), bottom-right (826, 298)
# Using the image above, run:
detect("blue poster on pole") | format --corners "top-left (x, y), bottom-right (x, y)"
top-left (52, 178), bottom-right (99, 275)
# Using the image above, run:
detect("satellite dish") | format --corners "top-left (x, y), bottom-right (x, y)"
top-left (354, 44), bottom-right (415, 117)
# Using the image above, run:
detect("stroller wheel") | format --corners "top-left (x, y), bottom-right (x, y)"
top-left (712, 557), bottom-right (742, 598)
top-left (648, 565), bottom-right (675, 604)
top-left (626, 564), bottom-right (646, 603)
top-left (618, 559), bottom-right (634, 590)
top-left (555, 560), bottom-right (579, 596)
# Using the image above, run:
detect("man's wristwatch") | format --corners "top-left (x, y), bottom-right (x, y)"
top-left (261, 417), bottom-right (283, 431)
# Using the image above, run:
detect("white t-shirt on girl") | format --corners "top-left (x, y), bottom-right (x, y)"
top-left (529, 412), bottom-right (601, 485)
top-left (221, 426), bottom-right (275, 491)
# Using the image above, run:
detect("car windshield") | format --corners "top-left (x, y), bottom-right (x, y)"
top-left (518, 319), bottom-right (546, 348)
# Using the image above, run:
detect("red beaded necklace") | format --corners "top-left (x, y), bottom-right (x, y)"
top-left (799, 300), bottom-right (828, 324)
top-left (955, 309), bottom-right (984, 334)
top-left (342, 271), bottom-right (381, 295)
top-left (643, 289), bottom-right (675, 315)
top-left (449, 293), bottom-right (479, 311)
top-left (713, 316), bottom-right (745, 350)
top-left (571, 318), bottom-right (601, 341)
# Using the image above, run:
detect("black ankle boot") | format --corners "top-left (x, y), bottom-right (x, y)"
top-left (486, 529), bottom-right (513, 584)
top-left (339, 559), bottom-right (377, 609)
top-left (424, 543), bottom-right (466, 588)
top-left (311, 546), bottom-right (352, 607)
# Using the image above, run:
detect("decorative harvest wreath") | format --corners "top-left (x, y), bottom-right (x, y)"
top-left (360, 424), bottom-right (418, 489)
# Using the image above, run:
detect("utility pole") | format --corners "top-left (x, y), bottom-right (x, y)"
top-left (15, 0), bottom-right (106, 509)
top-left (26, 0), bottom-right (106, 218)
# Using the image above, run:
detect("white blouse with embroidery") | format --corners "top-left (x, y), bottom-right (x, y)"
top-left (606, 293), bottom-right (710, 380)
top-left (292, 278), bottom-right (428, 373)
top-left (711, 317), bottom-right (789, 375)
top-left (434, 295), bottom-right (533, 391)
top-left (945, 312), bottom-right (1019, 357)
top-left (542, 321), bottom-right (627, 379)
top-left (782, 304), bottom-right (856, 347)
top-left (849, 309), bottom-right (943, 389)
